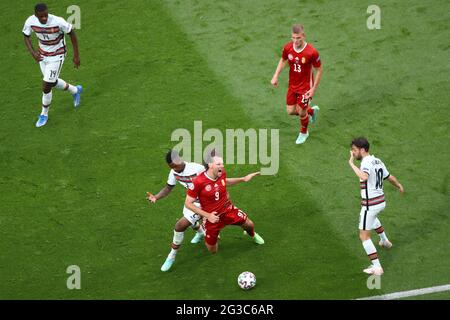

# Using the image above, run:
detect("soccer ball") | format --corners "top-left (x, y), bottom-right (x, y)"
top-left (237, 271), bottom-right (256, 290)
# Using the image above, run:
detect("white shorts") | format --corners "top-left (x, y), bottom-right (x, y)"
top-left (359, 202), bottom-right (386, 230)
top-left (39, 55), bottom-right (65, 83)
top-left (183, 202), bottom-right (202, 226)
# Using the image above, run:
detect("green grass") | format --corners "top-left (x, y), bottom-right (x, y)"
top-left (0, 0), bottom-right (449, 299)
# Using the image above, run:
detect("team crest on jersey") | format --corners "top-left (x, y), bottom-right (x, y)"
top-left (188, 183), bottom-right (195, 190)
top-left (301, 57), bottom-right (306, 64)
top-left (205, 185), bottom-right (212, 192)
top-left (221, 180), bottom-right (225, 186)
top-left (288, 54), bottom-right (293, 60)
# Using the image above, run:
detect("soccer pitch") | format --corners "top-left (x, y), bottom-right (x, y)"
top-left (0, 0), bottom-right (449, 299)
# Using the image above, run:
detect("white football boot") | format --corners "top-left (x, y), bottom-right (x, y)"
top-left (295, 131), bottom-right (309, 144)
top-left (363, 265), bottom-right (384, 276)
top-left (379, 239), bottom-right (393, 249)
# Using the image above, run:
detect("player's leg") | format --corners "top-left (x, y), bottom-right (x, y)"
top-left (309, 105), bottom-right (320, 124)
top-left (205, 242), bottom-right (218, 254)
top-left (183, 204), bottom-right (205, 244)
top-left (51, 57), bottom-right (83, 108)
top-left (286, 88), bottom-right (298, 115)
top-left (36, 59), bottom-right (65, 127)
top-left (226, 207), bottom-right (264, 245)
top-left (295, 93), bottom-right (313, 144)
top-left (286, 105), bottom-right (298, 115)
top-left (359, 208), bottom-right (384, 275)
top-left (35, 60), bottom-right (50, 127)
top-left (191, 221), bottom-right (205, 244)
top-left (36, 80), bottom-right (55, 127)
top-left (373, 215), bottom-right (392, 248)
top-left (204, 219), bottom-right (224, 254)
top-left (54, 78), bottom-right (83, 107)
top-left (241, 218), bottom-right (265, 245)
top-left (160, 216), bottom-right (192, 272)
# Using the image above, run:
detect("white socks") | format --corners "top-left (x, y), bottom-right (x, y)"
top-left (362, 239), bottom-right (381, 267)
top-left (168, 248), bottom-right (177, 260)
top-left (378, 231), bottom-right (388, 242)
top-left (168, 231), bottom-right (184, 260)
top-left (40, 79), bottom-right (78, 116)
top-left (42, 91), bottom-right (52, 107)
top-left (373, 218), bottom-right (389, 242)
top-left (41, 106), bottom-right (49, 116)
top-left (41, 91), bottom-right (52, 115)
top-left (55, 78), bottom-right (78, 94)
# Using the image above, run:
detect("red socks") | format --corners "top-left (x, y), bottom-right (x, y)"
top-left (300, 114), bottom-right (309, 134)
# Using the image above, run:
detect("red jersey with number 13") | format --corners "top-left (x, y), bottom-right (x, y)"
top-left (187, 171), bottom-right (232, 215)
top-left (282, 42), bottom-right (321, 91)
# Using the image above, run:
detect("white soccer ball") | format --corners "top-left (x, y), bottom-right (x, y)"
top-left (237, 271), bottom-right (256, 290)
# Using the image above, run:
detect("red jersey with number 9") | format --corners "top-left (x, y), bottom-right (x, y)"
top-left (282, 42), bottom-right (321, 91)
top-left (187, 170), bottom-right (232, 215)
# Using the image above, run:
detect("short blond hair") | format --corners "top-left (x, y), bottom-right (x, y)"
top-left (292, 24), bottom-right (304, 34)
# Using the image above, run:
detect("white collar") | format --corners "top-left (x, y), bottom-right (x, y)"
top-left (204, 171), bottom-right (218, 181)
top-left (294, 42), bottom-right (307, 53)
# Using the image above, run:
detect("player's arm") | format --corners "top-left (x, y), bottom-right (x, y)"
top-left (271, 58), bottom-right (288, 87)
top-left (226, 172), bottom-right (260, 186)
top-left (305, 65), bottom-right (323, 99)
top-left (68, 29), bottom-right (80, 68)
top-left (23, 34), bottom-right (42, 63)
top-left (146, 184), bottom-right (175, 203)
top-left (387, 175), bottom-right (404, 193)
top-left (348, 151), bottom-right (368, 181)
top-left (184, 195), bottom-right (219, 223)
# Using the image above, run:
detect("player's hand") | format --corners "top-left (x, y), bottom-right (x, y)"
top-left (398, 184), bottom-right (405, 194)
top-left (208, 213), bottom-right (219, 223)
top-left (243, 172), bottom-right (260, 182)
top-left (348, 151), bottom-right (355, 164)
top-left (73, 55), bottom-right (80, 69)
top-left (304, 88), bottom-right (315, 99)
top-left (270, 76), bottom-right (278, 87)
top-left (32, 51), bottom-right (42, 62)
top-left (146, 192), bottom-right (157, 203)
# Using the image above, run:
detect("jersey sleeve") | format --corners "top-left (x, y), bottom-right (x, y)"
top-left (382, 163), bottom-right (390, 180)
top-left (186, 179), bottom-right (201, 199)
top-left (22, 18), bottom-right (32, 36)
top-left (360, 158), bottom-right (371, 175)
top-left (57, 16), bottom-right (73, 33)
top-left (167, 170), bottom-right (176, 186)
top-left (281, 44), bottom-right (289, 60)
top-left (311, 47), bottom-right (321, 68)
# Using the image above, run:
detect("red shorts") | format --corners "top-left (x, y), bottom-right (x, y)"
top-left (286, 87), bottom-right (311, 109)
top-left (204, 206), bottom-right (248, 246)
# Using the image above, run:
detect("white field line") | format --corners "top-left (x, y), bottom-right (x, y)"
top-left (357, 284), bottom-right (450, 300)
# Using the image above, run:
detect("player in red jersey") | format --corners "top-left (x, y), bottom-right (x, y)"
top-left (184, 155), bottom-right (264, 254)
top-left (271, 24), bottom-right (323, 144)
